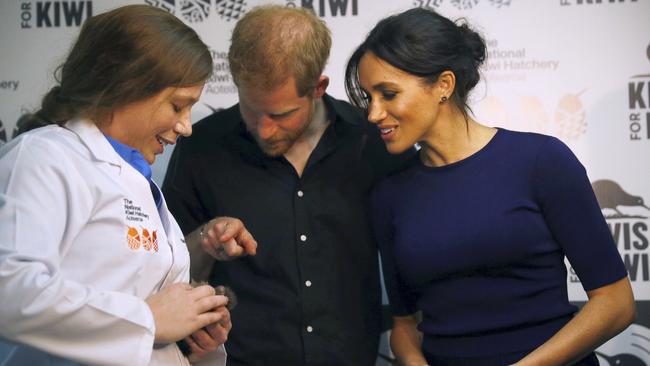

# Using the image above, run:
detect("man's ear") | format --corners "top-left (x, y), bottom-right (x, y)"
top-left (312, 75), bottom-right (329, 98)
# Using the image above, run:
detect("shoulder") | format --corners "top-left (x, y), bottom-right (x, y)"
top-left (1, 125), bottom-right (76, 161)
top-left (190, 104), bottom-right (242, 139)
top-left (495, 128), bottom-right (555, 152)
top-left (324, 94), bottom-right (366, 125)
top-left (493, 128), bottom-right (575, 164)
top-left (175, 104), bottom-right (242, 155)
top-left (494, 130), bottom-right (586, 192)
top-left (0, 126), bottom-right (81, 189)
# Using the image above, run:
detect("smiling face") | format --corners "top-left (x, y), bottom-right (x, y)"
top-left (238, 76), bottom-right (325, 157)
top-left (358, 52), bottom-right (444, 154)
top-left (103, 84), bottom-right (204, 164)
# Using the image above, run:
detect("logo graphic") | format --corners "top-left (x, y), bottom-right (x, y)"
top-left (594, 324), bottom-right (650, 366)
top-left (216, 0), bottom-right (247, 21)
top-left (477, 91), bottom-right (587, 141)
top-left (19, 1), bottom-right (93, 28)
top-left (127, 226), bottom-right (159, 252)
top-left (628, 42), bottom-right (650, 141)
top-left (145, 0), bottom-right (247, 23)
top-left (413, 0), bottom-right (512, 9)
top-left (593, 180), bottom-right (649, 219)
top-left (590, 179), bottom-right (649, 285)
top-left (141, 227), bottom-right (159, 252)
top-left (183, 0), bottom-right (211, 23)
top-left (560, 0), bottom-right (638, 7)
top-left (286, 0), bottom-right (359, 17)
top-left (127, 226), bottom-right (141, 250)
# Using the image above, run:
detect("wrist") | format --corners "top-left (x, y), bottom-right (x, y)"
top-left (199, 222), bottom-right (208, 240)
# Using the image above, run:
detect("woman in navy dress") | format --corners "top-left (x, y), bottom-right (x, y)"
top-left (345, 7), bottom-right (635, 366)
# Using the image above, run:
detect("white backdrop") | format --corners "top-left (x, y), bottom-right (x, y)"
top-left (1, 0), bottom-right (649, 364)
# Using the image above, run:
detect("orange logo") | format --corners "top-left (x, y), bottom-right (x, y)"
top-left (127, 226), bottom-right (141, 250)
top-left (126, 226), bottom-right (159, 252)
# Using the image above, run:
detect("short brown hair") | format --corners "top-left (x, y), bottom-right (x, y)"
top-left (37, 4), bottom-right (212, 125)
top-left (228, 5), bottom-right (331, 96)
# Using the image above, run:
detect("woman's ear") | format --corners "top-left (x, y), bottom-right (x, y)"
top-left (436, 71), bottom-right (456, 104)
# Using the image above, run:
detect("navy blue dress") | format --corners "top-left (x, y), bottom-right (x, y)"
top-left (371, 129), bottom-right (627, 365)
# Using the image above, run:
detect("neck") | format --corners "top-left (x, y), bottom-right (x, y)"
top-left (419, 107), bottom-right (496, 167)
top-left (284, 98), bottom-right (329, 176)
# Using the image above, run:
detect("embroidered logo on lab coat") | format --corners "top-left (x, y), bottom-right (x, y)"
top-left (127, 226), bottom-right (159, 252)
top-left (123, 198), bottom-right (150, 222)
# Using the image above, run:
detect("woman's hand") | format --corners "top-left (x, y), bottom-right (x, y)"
top-left (145, 283), bottom-right (228, 344)
top-left (391, 313), bottom-right (429, 366)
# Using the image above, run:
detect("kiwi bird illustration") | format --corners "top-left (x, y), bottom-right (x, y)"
top-left (596, 351), bottom-right (646, 366)
top-left (592, 180), bottom-right (649, 216)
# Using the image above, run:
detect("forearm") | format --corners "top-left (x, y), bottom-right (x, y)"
top-left (514, 277), bottom-right (635, 366)
top-left (391, 315), bottom-right (429, 366)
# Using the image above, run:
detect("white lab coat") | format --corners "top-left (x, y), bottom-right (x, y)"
top-left (0, 119), bottom-right (226, 366)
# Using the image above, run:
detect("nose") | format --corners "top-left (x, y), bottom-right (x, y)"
top-left (366, 100), bottom-right (386, 124)
top-left (256, 116), bottom-right (276, 140)
top-left (174, 112), bottom-right (193, 137)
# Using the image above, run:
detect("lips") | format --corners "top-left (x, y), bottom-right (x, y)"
top-left (155, 135), bottom-right (174, 154)
top-left (378, 125), bottom-right (398, 141)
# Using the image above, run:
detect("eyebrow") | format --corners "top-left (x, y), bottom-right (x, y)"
top-left (172, 95), bottom-right (199, 105)
top-left (269, 107), bottom-right (299, 117)
top-left (371, 81), bottom-right (398, 91)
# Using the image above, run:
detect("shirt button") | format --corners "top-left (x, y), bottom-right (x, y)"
top-left (305, 280), bottom-right (312, 287)
top-left (300, 234), bottom-right (307, 242)
top-left (306, 326), bottom-right (313, 333)
top-left (297, 190), bottom-right (304, 197)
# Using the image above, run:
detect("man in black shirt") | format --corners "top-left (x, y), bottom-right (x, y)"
top-left (163, 5), bottom-right (409, 365)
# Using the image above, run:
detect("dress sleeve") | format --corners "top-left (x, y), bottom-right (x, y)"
top-left (370, 182), bottom-right (419, 316)
top-left (532, 137), bottom-right (627, 291)
top-left (162, 138), bottom-right (207, 235)
top-left (0, 136), bottom-right (155, 366)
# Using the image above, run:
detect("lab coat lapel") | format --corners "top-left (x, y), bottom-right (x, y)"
top-left (65, 119), bottom-right (180, 287)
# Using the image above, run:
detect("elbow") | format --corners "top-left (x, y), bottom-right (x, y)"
top-left (587, 277), bottom-right (636, 336)
top-left (611, 280), bottom-right (636, 334)
top-left (620, 296), bottom-right (636, 330)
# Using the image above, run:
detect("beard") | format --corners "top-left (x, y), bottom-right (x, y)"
top-left (255, 136), bottom-right (295, 157)
top-left (251, 101), bottom-right (315, 157)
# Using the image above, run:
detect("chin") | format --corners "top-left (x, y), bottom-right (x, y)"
top-left (386, 142), bottom-right (409, 155)
top-left (260, 142), bottom-right (290, 157)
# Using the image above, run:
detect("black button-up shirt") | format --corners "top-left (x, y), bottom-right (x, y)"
top-left (162, 95), bottom-right (410, 366)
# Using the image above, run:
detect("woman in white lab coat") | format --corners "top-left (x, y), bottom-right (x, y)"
top-left (0, 5), bottom-right (236, 365)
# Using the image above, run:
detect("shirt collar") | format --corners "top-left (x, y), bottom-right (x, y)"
top-left (103, 134), bottom-right (152, 180)
top-left (229, 94), bottom-right (367, 168)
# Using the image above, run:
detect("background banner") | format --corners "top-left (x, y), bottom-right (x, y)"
top-left (1, 1), bottom-right (648, 364)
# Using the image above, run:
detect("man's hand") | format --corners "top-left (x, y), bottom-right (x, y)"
top-left (184, 306), bottom-right (232, 363)
top-left (200, 217), bottom-right (257, 261)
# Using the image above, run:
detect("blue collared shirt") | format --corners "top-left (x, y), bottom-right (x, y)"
top-left (104, 134), bottom-right (162, 208)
